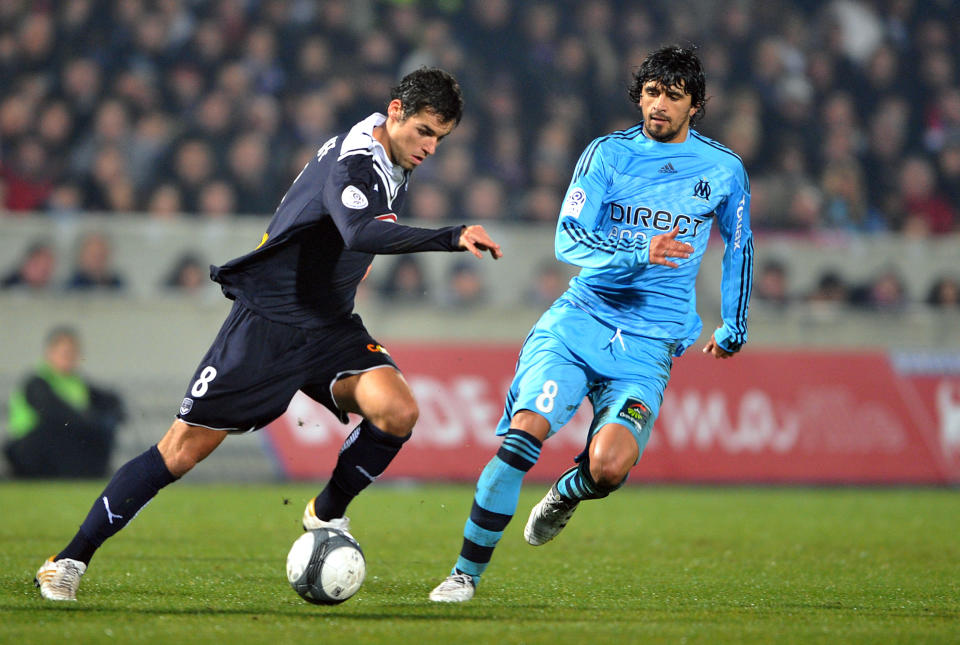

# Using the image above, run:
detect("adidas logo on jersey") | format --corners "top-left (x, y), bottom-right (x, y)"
top-left (658, 162), bottom-right (677, 173)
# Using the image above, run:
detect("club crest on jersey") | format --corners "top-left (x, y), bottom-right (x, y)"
top-left (561, 188), bottom-right (587, 218)
top-left (616, 397), bottom-right (651, 433)
top-left (342, 185), bottom-right (369, 209)
top-left (692, 177), bottom-right (712, 201)
top-left (179, 398), bottom-right (194, 416)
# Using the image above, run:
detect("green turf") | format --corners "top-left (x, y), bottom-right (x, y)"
top-left (1, 481), bottom-right (958, 644)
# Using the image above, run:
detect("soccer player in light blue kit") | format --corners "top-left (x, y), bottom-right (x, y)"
top-left (430, 45), bottom-right (753, 602)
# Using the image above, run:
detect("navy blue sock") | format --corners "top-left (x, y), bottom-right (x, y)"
top-left (313, 420), bottom-right (409, 520)
top-left (57, 445), bottom-right (177, 565)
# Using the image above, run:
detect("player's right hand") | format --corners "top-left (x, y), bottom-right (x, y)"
top-left (459, 225), bottom-right (503, 259)
top-left (648, 226), bottom-right (693, 268)
top-left (702, 334), bottom-right (734, 359)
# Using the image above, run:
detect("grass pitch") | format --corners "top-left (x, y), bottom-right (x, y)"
top-left (1, 481), bottom-right (958, 644)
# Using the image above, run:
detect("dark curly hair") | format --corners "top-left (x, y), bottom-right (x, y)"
top-left (628, 45), bottom-right (707, 125)
top-left (390, 67), bottom-right (464, 125)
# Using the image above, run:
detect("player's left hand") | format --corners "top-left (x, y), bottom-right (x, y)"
top-left (649, 226), bottom-right (693, 268)
top-left (702, 335), bottom-right (734, 359)
top-left (459, 225), bottom-right (503, 259)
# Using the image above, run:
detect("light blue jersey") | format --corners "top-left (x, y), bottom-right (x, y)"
top-left (448, 119), bottom-right (756, 589)
top-left (556, 122), bottom-right (753, 355)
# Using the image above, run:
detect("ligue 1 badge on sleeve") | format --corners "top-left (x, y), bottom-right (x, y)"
top-left (342, 185), bottom-right (369, 209)
top-left (561, 188), bottom-right (587, 218)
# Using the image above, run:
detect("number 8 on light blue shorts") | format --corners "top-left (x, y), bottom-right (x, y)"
top-left (496, 297), bottom-right (675, 460)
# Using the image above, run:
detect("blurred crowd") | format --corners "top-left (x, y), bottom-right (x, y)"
top-left (0, 0), bottom-right (959, 307)
top-left (752, 257), bottom-right (960, 312)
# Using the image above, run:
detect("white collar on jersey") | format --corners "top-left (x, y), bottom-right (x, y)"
top-left (341, 113), bottom-right (405, 180)
top-left (340, 113), bottom-right (407, 205)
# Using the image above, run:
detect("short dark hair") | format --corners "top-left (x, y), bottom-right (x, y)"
top-left (629, 45), bottom-right (707, 125)
top-left (45, 325), bottom-right (79, 348)
top-left (390, 67), bottom-right (464, 125)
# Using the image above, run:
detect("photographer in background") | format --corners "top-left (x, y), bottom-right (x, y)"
top-left (4, 326), bottom-right (125, 478)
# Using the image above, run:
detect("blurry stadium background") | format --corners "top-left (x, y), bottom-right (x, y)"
top-left (1, 0), bottom-right (958, 484)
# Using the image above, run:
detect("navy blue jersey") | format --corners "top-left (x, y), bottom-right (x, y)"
top-left (212, 113), bottom-right (464, 329)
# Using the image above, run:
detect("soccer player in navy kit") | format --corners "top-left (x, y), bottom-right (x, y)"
top-left (430, 46), bottom-right (754, 602)
top-left (36, 67), bottom-right (503, 601)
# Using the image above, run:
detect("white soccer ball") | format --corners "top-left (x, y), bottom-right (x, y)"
top-left (286, 528), bottom-right (366, 605)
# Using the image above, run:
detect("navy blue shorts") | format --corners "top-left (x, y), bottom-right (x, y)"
top-left (177, 301), bottom-right (397, 432)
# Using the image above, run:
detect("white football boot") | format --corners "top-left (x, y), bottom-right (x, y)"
top-left (35, 557), bottom-right (86, 601)
top-left (429, 573), bottom-right (476, 602)
top-left (302, 498), bottom-right (351, 533)
top-left (523, 485), bottom-right (579, 546)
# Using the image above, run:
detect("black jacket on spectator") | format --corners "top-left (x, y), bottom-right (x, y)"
top-left (4, 374), bottom-right (125, 479)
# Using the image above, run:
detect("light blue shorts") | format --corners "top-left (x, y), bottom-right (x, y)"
top-left (496, 298), bottom-right (675, 461)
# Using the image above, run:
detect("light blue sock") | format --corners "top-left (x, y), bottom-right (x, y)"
top-left (453, 429), bottom-right (542, 581)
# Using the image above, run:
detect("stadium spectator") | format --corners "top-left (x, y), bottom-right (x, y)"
top-left (4, 326), bottom-right (125, 478)
top-left (65, 232), bottom-right (126, 291)
top-left (441, 260), bottom-right (487, 309)
top-left (936, 137), bottom-right (960, 207)
top-left (807, 270), bottom-right (849, 307)
top-left (754, 259), bottom-right (791, 308)
top-left (896, 156), bottom-right (957, 235)
top-left (187, 91), bottom-right (236, 163)
top-left (225, 132), bottom-right (278, 215)
top-left (461, 175), bottom-right (507, 221)
top-left (70, 99), bottom-right (133, 184)
top-left (924, 87), bottom-right (960, 152)
top-left (146, 183), bottom-right (184, 219)
top-left (784, 183), bottom-right (824, 231)
top-left (378, 255), bottom-right (429, 303)
top-left (849, 268), bottom-right (909, 312)
top-left (861, 97), bottom-right (910, 218)
top-left (36, 100), bottom-right (75, 169)
top-left (162, 251), bottom-right (208, 295)
top-left (0, 136), bottom-right (56, 212)
top-left (926, 275), bottom-right (960, 309)
top-left (524, 260), bottom-right (569, 307)
top-left (405, 180), bottom-right (452, 221)
top-left (819, 158), bottom-right (886, 233)
top-left (521, 184), bottom-right (563, 222)
top-left (45, 183), bottom-right (85, 217)
top-left (196, 179), bottom-right (238, 218)
top-left (80, 145), bottom-right (135, 213)
top-left (128, 111), bottom-right (177, 191)
top-left (167, 138), bottom-right (217, 214)
top-left (1, 240), bottom-right (57, 290)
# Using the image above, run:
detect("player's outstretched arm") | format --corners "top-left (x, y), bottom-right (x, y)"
top-left (458, 225), bottom-right (503, 259)
top-left (648, 226), bottom-right (693, 268)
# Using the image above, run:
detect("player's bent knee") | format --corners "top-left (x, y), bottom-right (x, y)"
top-left (376, 399), bottom-right (419, 437)
top-left (588, 424), bottom-right (638, 488)
top-left (591, 460), bottom-right (631, 490)
top-left (587, 447), bottom-right (634, 489)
